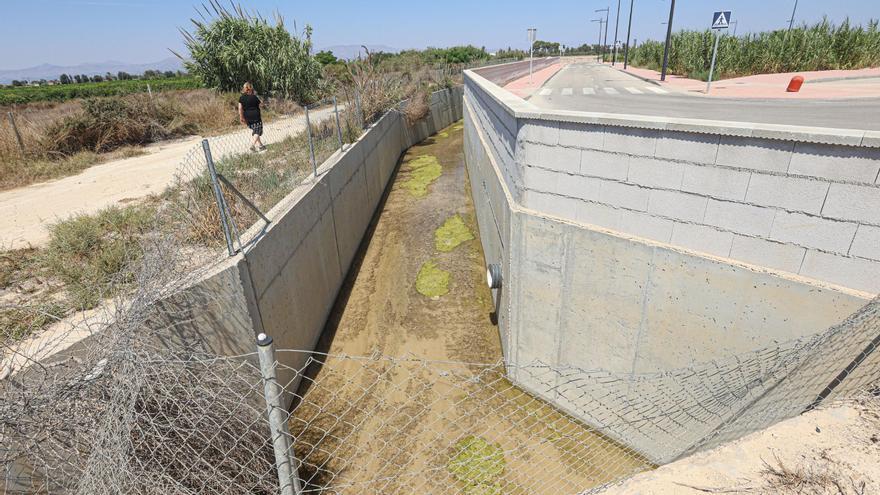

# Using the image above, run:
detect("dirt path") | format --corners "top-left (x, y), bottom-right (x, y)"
top-left (289, 121), bottom-right (649, 494)
top-left (0, 107), bottom-right (336, 249)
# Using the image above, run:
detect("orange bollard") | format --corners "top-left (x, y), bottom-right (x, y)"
top-left (787, 76), bottom-right (805, 92)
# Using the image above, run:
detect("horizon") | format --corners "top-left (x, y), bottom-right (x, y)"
top-left (0, 0), bottom-right (877, 71)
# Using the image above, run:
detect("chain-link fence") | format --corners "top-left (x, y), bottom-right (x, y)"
top-left (2, 294), bottom-right (878, 494)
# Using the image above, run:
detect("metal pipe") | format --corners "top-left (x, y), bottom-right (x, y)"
top-left (706, 29), bottom-right (721, 93)
top-left (787, 0), bottom-right (799, 33)
top-left (6, 112), bottom-right (24, 156)
top-left (333, 96), bottom-right (343, 150)
top-left (623, 0), bottom-right (634, 69)
top-left (660, 0), bottom-right (676, 81)
top-left (304, 105), bottom-right (317, 177)
top-left (612, 0), bottom-right (621, 65)
top-left (202, 139), bottom-right (235, 256)
top-left (256, 334), bottom-right (304, 495)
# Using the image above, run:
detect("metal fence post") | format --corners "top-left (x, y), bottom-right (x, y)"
top-left (202, 139), bottom-right (235, 256)
top-left (304, 105), bottom-right (317, 177)
top-left (333, 96), bottom-right (343, 150)
top-left (256, 333), bottom-right (303, 495)
top-left (354, 89), bottom-right (364, 129)
top-left (7, 112), bottom-right (25, 156)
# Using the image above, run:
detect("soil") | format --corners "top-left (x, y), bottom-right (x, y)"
top-left (603, 395), bottom-right (880, 495)
top-left (288, 121), bottom-right (650, 495)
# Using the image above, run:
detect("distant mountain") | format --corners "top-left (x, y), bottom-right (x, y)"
top-left (319, 44), bottom-right (399, 60)
top-left (0, 57), bottom-right (185, 84)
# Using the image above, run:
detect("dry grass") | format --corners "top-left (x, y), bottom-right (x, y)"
top-left (0, 89), bottom-right (302, 190)
top-left (761, 456), bottom-right (868, 495)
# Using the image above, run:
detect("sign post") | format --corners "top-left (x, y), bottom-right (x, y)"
top-left (528, 28), bottom-right (537, 84)
top-left (706, 11), bottom-right (731, 94)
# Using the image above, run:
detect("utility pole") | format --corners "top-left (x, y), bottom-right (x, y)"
top-left (660, 0), bottom-right (676, 81)
top-left (591, 19), bottom-right (604, 63)
top-left (612, 0), bottom-right (622, 64)
top-left (787, 0), bottom-right (799, 33)
top-left (595, 7), bottom-right (610, 62)
top-left (623, 0), bottom-right (634, 69)
top-left (731, 20), bottom-right (739, 37)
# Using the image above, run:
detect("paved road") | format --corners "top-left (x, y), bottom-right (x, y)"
top-left (528, 63), bottom-right (880, 131)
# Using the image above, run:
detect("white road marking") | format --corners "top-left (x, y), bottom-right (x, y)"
top-left (582, 87), bottom-right (596, 95)
top-left (538, 88), bottom-right (553, 96)
top-left (625, 87), bottom-right (643, 94)
top-left (645, 86), bottom-right (668, 94)
top-left (561, 88), bottom-right (573, 96)
top-left (603, 87), bottom-right (619, 95)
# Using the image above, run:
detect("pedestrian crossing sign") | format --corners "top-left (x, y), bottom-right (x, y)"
top-left (712, 11), bottom-right (731, 29)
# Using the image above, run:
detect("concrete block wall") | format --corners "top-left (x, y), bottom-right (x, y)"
top-left (463, 68), bottom-right (879, 463)
top-left (517, 119), bottom-right (880, 295)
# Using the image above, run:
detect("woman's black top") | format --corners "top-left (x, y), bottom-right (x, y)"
top-left (239, 94), bottom-right (261, 123)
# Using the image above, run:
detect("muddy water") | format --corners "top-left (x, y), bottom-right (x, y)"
top-left (289, 122), bottom-right (650, 494)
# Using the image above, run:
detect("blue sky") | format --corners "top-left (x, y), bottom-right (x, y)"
top-left (0, 0), bottom-right (877, 69)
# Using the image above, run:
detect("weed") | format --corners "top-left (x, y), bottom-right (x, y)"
top-left (42, 203), bottom-right (157, 309)
top-left (435, 214), bottom-right (473, 252)
top-left (447, 436), bottom-right (505, 494)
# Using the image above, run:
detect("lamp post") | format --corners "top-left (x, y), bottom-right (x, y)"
top-left (595, 7), bottom-right (610, 62)
top-left (623, 0), bottom-right (634, 69)
top-left (660, 0), bottom-right (676, 81)
top-left (591, 19), bottom-right (604, 63)
top-left (611, 0), bottom-right (622, 64)
top-left (527, 28), bottom-right (537, 83)
top-left (787, 0), bottom-right (799, 32)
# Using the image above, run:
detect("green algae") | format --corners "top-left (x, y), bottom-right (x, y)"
top-left (416, 260), bottom-right (450, 297)
top-left (438, 131), bottom-right (450, 138)
top-left (401, 154), bottom-right (442, 198)
top-left (448, 436), bottom-right (506, 492)
top-left (435, 214), bottom-right (474, 252)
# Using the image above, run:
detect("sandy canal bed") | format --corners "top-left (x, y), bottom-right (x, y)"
top-left (286, 121), bottom-right (651, 494)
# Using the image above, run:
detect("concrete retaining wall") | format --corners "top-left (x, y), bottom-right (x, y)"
top-left (463, 68), bottom-right (878, 462)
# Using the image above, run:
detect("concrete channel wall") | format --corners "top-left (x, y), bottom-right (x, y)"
top-left (464, 66), bottom-right (878, 462)
top-left (41, 88), bottom-right (464, 403)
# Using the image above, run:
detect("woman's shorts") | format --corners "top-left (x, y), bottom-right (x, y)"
top-left (247, 120), bottom-right (263, 136)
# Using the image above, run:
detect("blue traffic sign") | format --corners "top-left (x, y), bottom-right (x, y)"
top-left (712, 11), bottom-right (732, 30)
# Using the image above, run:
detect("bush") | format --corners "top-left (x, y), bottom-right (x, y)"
top-left (180, 1), bottom-right (321, 102)
top-left (44, 95), bottom-right (197, 154)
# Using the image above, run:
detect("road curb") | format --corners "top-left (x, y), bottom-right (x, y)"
top-left (610, 66), bottom-right (663, 87)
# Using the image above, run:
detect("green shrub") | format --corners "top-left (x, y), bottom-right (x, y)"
top-left (42, 204), bottom-right (156, 308)
top-left (0, 77), bottom-right (200, 106)
top-left (179, 1), bottom-right (321, 102)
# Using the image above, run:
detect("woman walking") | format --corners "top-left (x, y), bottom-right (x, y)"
top-left (238, 82), bottom-right (266, 152)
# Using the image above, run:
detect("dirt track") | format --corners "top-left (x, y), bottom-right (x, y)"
top-left (0, 107), bottom-right (336, 249)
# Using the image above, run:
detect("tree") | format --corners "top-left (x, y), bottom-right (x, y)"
top-left (59, 74), bottom-right (72, 84)
top-left (315, 50), bottom-right (338, 65)
top-left (11, 80), bottom-right (24, 86)
top-left (177, 1), bottom-right (321, 102)
top-left (117, 71), bottom-right (133, 80)
top-left (92, 75), bottom-right (104, 83)
top-left (143, 70), bottom-right (160, 79)
top-left (533, 40), bottom-right (561, 56)
top-left (163, 70), bottom-right (176, 78)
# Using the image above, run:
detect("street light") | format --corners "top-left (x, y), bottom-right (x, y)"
top-left (787, 0), bottom-right (799, 33)
top-left (623, 0), bottom-right (634, 69)
top-left (731, 20), bottom-right (739, 37)
top-left (591, 19), bottom-right (604, 63)
top-left (612, 0), bottom-right (622, 65)
top-left (660, 0), bottom-right (676, 81)
top-left (527, 28), bottom-right (537, 83)
top-left (595, 7), bottom-right (610, 63)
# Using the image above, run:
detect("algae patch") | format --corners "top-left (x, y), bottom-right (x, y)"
top-left (435, 214), bottom-right (474, 252)
top-left (416, 260), bottom-right (450, 297)
top-left (447, 436), bottom-right (505, 495)
top-left (438, 131), bottom-right (450, 138)
top-left (401, 155), bottom-right (442, 198)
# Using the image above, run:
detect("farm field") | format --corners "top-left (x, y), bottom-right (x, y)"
top-left (0, 77), bottom-right (200, 105)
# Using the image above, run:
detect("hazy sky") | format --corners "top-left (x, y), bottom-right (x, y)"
top-left (0, 0), bottom-right (877, 69)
